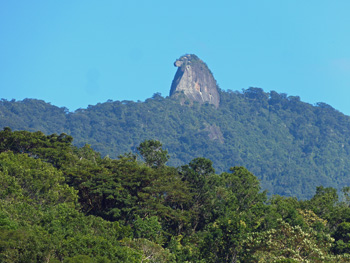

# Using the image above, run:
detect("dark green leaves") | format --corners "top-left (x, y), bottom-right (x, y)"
top-left (137, 139), bottom-right (169, 168)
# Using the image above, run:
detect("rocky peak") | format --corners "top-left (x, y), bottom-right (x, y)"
top-left (170, 54), bottom-right (220, 108)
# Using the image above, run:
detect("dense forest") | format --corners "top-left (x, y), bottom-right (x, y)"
top-left (1, 88), bottom-right (350, 199)
top-left (2, 128), bottom-right (350, 262)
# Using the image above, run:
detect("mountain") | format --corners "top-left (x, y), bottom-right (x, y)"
top-left (170, 54), bottom-right (220, 108)
top-left (1, 56), bottom-right (350, 199)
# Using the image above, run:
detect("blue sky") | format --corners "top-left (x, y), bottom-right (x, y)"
top-left (1, 1), bottom-right (350, 114)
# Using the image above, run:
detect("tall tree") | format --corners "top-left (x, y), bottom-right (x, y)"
top-left (137, 140), bottom-right (169, 168)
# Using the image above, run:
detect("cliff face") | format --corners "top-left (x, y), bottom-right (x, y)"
top-left (170, 54), bottom-right (220, 108)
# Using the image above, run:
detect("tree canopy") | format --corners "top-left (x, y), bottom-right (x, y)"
top-left (1, 129), bottom-right (350, 262)
top-left (1, 89), bottom-right (350, 199)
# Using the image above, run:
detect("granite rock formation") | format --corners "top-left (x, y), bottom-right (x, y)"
top-left (170, 54), bottom-right (220, 108)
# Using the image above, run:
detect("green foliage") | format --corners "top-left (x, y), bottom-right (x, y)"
top-left (242, 219), bottom-right (336, 262)
top-left (1, 129), bottom-right (350, 261)
top-left (133, 215), bottom-right (163, 244)
top-left (2, 88), bottom-right (350, 199)
top-left (0, 127), bottom-right (73, 168)
top-left (0, 152), bottom-right (77, 206)
top-left (137, 139), bottom-right (169, 168)
top-left (179, 157), bottom-right (216, 231)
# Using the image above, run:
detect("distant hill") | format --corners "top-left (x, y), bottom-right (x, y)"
top-left (1, 87), bottom-right (350, 199)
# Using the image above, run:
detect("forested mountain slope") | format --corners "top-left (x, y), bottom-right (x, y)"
top-left (1, 87), bottom-right (350, 199)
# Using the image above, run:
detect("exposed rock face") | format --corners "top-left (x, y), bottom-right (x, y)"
top-left (204, 124), bottom-right (224, 144)
top-left (170, 54), bottom-right (220, 108)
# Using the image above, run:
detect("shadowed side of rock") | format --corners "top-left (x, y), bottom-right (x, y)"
top-left (170, 54), bottom-right (220, 108)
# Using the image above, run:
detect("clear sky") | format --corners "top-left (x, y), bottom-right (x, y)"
top-left (1, 1), bottom-right (350, 114)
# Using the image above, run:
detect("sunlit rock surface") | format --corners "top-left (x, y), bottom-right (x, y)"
top-left (170, 54), bottom-right (220, 108)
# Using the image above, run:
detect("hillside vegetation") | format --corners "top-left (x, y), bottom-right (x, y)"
top-left (1, 88), bottom-right (350, 199)
top-left (2, 128), bottom-right (350, 262)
